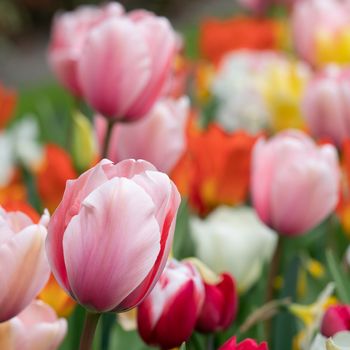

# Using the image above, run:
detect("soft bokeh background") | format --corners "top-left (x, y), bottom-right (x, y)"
top-left (0, 0), bottom-right (236, 87)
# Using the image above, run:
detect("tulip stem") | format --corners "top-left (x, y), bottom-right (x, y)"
top-left (79, 311), bottom-right (101, 350)
top-left (102, 119), bottom-right (115, 159)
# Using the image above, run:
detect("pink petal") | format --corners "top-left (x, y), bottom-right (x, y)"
top-left (63, 178), bottom-right (160, 312)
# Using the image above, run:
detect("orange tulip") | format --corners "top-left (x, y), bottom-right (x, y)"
top-left (200, 17), bottom-right (283, 65)
top-left (172, 118), bottom-right (260, 216)
top-left (36, 144), bottom-right (77, 213)
top-left (39, 274), bottom-right (76, 318)
top-left (0, 83), bottom-right (16, 129)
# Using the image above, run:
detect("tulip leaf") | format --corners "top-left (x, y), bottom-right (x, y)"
top-left (326, 249), bottom-right (350, 304)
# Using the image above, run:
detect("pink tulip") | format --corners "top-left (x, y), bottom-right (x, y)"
top-left (77, 10), bottom-right (177, 121)
top-left (292, 0), bottom-right (350, 66)
top-left (219, 337), bottom-right (268, 350)
top-left (251, 130), bottom-right (339, 236)
top-left (46, 159), bottom-right (180, 312)
top-left (0, 300), bottom-right (67, 350)
top-left (137, 259), bottom-right (204, 349)
top-left (96, 96), bottom-right (189, 173)
top-left (321, 304), bottom-right (350, 338)
top-left (302, 66), bottom-right (350, 147)
top-left (0, 208), bottom-right (50, 322)
top-left (196, 273), bottom-right (238, 333)
top-left (48, 3), bottom-right (124, 96)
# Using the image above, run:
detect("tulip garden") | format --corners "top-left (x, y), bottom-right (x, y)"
top-left (2, 0), bottom-right (350, 349)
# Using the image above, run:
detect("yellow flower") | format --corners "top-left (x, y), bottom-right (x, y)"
top-left (315, 27), bottom-right (350, 67)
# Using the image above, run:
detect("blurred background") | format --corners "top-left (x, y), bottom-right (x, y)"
top-left (0, 0), bottom-right (235, 87)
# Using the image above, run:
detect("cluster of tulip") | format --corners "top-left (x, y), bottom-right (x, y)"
top-left (2, 0), bottom-right (350, 349)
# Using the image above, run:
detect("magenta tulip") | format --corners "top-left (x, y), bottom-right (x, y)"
top-left (196, 273), bottom-right (238, 333)
top-left (303, 66), bottom-right (350, 147)
top-left (251, 130), bottom-right (339, 236)
top-left (77, 10), bottom-right (177, 121)
top-left (321, 305), bottom-right (350, 338)
top-left (219, 337), bottom-right (268, 350)
top-left (48, 3), bottom-right (124, 96)
top-left (96, 96), bottom-right (189, 173)
top-left (46, 159), bottom-right (180, 312)
top-left (137, 259), bottom-right (204, 349)
top-left (0, 300), bottom-right (67, 350)
top-left (0, 208), bottom-right (50, 322)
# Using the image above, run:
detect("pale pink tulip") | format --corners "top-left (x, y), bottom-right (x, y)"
top-left (0, 208), bottom-right (50, 322)
top-left (48, 3), bottom-right (124, 96)
top-left (292, 0), bottom-right (350, 66)
top-left (137, 259), bottom-right (204, 349)
top-left (77, 10), bottom-right (177, 121)
top-left (0, 300), bottom-right (67, 350)
top-left (303, 66), bottom-right (350, 147)
top-left (46, 159), bottom-right (180, 312)
top-left (251, 130), bottom-right (339, 236)
top-left (96, 96), bottom-right (189, 173)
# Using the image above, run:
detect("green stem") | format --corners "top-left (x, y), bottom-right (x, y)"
top-left (102, 119), bottom-right (115, 159)
top-left (79, 311), bottom-right (101, 350)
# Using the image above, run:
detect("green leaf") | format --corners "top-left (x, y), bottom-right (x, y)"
top-left (326, 250), bottom-right (350, 304)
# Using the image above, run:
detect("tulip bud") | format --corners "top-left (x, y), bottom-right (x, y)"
top-left (196, 273), bottom-right (238, 333)
top-left (321, 305), bottom-right (350, 338)
top-left (0, 300), bottom-right (67, 350)
top-left (137, 259), bottom-right (204, 349)
top-left (219, 336), bottom-right (268, 350)
top-left (72, 111), bottom-right (97, 171)
top-left (251, 130), bottom-right (339, 236)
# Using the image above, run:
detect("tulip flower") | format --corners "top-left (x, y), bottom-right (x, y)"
top-left (0, 83), bottom-right (16, 129)
top-left (292, 0), bottom-right (350, 67)
top-left (219, 336), bottom-right (268, 350)
top-left (77, 10), bottom-right (177, 121)
top-left (251, 130), bottom-right (339, 236)
top-left (310, 332), bottom-right (350, 350)
top-left (171, 121), bottom-right (259, 216)
top-left (190, 206), bottom-right (276, 292)
top-left (0, 300), bottom-right (67, 350)
top-left (96, 96), bottom-right (189, 173)
top-left (0, 207), bottom-right (50, 322)
top-left (36, 144), bottom-right (77, 213)
top-left (137, 259), bottom-right (204, 349)
top-left (46, 159), bottom-right (180, 313)
top-left (196, 272), bottom-right (238, 333)
top-left (302, 66), bottom-right (350, 147)
top-left (48, 3), bottom-right (124, 96)
top-left (321, 305), bottom-right (350, 338)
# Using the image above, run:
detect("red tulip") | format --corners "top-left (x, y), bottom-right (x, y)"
top-left (196, 273), bottom-right (238, 333)
top-left (219, 336), bottom-right (268, 350)
top-left (137, 259), bottom-right (204, 349)
top-left (321, 305), bottom-right (350, 338)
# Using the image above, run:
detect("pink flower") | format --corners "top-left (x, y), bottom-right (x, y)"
top-left (292, 0), bottom-right (350, 66)
top-left (196, 273), bottom-right (238, 333)
top-left (0, 208), bottom-right (50, 322)
top-left (96, 96), bottom-right (189, 173)
top-left (48, 3), bottom-right (124, 96)
top-left (77, 10), bottom-right (177, 121)
top-left (137, 259), bottom-right (204, 349)
top-left (321, 305), bottom-right (350, 337)
top-left (0, 300), bottom-right (67, 350)
top-left (302, 66), bottom-right (350, 147)
top-left (251, 130), bottom-right (339, 236)
top-left (46, 159), bottom-right (180, 312)
top-left (219, 336), bottom-right (268, 350)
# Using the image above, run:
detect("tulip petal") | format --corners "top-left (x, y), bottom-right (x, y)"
top-left (47, 159), bottom-right (110, 292)
top-left (63, 177), bottom-right (161, 311)
top-left (78, 18), bottom-right (152, 118)
top-left (0, 225), bottom-right (50, 322)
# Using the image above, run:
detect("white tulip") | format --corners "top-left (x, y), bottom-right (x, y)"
top-left (310, 332), bottom-right (350, 350)
top-left (190, 206), bottom-right (277, 292)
